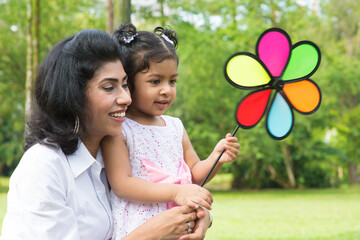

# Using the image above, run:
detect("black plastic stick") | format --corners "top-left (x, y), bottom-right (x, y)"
top-left (200, 124), bottom-right (240, 187)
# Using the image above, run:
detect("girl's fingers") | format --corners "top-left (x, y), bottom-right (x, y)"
top-left (192, 198), bottom-right (211, 210)
top-left (199, 189), bottom-right (213, 203)
top-left (226, 137), bottom-right (239, 144)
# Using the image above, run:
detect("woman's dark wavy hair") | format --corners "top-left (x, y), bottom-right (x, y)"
top-left (112, 22), bottom-right (178, 94)
top-left (24, 29), bottom-right (124, 155)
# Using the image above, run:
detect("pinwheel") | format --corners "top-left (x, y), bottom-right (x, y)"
top-left (201, 28), bottom-right (321, 186)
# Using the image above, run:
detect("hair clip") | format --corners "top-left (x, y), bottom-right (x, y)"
top-left (123, 33), bottom-right (138, 44)
top-left (161, 34), bottom-right (174, 45)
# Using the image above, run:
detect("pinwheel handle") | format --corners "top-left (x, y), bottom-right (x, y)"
top-left (200, 124), bottom-right (241, 187)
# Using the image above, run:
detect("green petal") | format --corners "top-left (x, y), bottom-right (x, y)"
top-left (282, 42), bottom-right (320, 81)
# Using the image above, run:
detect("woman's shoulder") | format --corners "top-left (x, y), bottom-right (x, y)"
top-left (9, 143), bottom-right (72, 193)
top-left (24, 142), bottom-right (65, 161)
top-left (18, 143), bottom-right (69, 177)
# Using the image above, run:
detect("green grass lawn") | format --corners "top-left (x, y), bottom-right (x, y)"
top-left (1, 175), bottom-right (359, 239)
top-left (206, 187), bottom-right (360, 240)
top-left (0, 176), bottom-right (9, 234)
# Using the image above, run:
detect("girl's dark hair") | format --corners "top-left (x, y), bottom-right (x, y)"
top-left (112, 22), bottom-right (178, 94)
top-left (24, 29), bottom-right (123, 155)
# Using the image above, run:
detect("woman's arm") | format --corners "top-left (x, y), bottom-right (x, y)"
top-left (101, 135), bottom-right (212, 209)
top-left (2, 148), bottom-right (81, 239)
top-left (183, 129), bottom-right (240, 185)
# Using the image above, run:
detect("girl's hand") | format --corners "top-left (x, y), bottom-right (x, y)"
top-left (213, 133), bottom-right (240, 163)
top-left (174, 184), bottom-right (213, 210)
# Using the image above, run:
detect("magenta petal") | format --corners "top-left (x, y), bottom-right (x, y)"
top-left (257, 29), bottom-right (291, 77)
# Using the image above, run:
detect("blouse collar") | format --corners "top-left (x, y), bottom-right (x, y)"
top-left (67, 140), bottom-right (104, 178)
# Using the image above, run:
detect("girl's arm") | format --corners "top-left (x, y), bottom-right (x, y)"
top-left (183, 128), bottom-right (240, 185)
top-left (101, 135), bottom-right (212, 209)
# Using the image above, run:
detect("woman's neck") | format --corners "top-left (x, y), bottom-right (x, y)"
top-left (81, 136), bottom-right (101, 158)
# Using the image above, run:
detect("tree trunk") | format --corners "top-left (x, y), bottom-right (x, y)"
top-left (267, 164), bottom-right (290, 188)
top-left (282, 142), bottom-right (296, 188)
top-left (25, 0), bottom-right (33, 118)
top-left (107, 0), bottom-right (114, 34)
top-left (269, 0), bottom-right (279, 26)
top-left (158, 0), bottom-right (165, 26)
top-left (114, 0), bottom-right (131, 26)
top-left (348, 163), bottom-right (360, 185)
top-left (33, 0), bottom-right (39, 77)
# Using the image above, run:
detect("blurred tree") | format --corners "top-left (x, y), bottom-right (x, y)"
top-left (0, 0), bottom-right (106, 175)
top-left (161, 0), bottom-right (331, 189)
top-left (1, 0), bottom-right (358, 188)
top-left (25, 0), bottom-right (39, 118)
top-left (114, 0), bottom-right (131, 26)
top-left (25, 0), bottom-right (33, 116)
top-left (335, 106), bottom-right (360, 184)
top-left (0, 0), bottom-right (27, 175)
top-left (319, 0), bottom-right (360, 184)
top-left (107, 0), bottom-right (114, 33)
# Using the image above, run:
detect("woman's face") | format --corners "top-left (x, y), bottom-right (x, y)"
top-left (84, 60), bottom-right (131, 144)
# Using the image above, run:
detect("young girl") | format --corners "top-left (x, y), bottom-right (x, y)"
top-left (102, 23), bottom-right (240, 239)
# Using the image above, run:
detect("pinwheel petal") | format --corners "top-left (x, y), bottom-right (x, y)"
top-left (225, 53), bottom-right (271, 89)
top-left (236, 89), bottom-right (272, 128)
top-left (283, 80), bottom-right (321, 114)
top-left (267, 93), bottom-right (293, 139)
top-left (257, 28), bottom-right (291, 77)
top-left (282, 41), bottom-right (321, 81)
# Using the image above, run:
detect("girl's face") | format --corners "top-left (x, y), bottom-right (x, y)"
top-left (83, 60), bottom-right (131, 144)
top-left (129, 58), bottom-right (178, 121)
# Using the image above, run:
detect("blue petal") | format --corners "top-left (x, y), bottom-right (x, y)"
top-left (266, 93), bottom-right (293, 139)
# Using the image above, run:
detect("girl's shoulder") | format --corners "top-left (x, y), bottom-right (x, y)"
top-left (161, 115), bottom-right (183, 128)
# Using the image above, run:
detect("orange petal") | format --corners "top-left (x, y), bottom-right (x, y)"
top-left (283, 80), bottom-right (321, 113)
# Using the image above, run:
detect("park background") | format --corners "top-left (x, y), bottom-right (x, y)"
top-left (0, 0), bottom-right (359, 239)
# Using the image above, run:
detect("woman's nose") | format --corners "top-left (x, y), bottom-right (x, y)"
top-left (116, 90), bottom-right (132, 106)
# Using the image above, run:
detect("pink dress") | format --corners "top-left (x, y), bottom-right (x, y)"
top-left (111, 115), bottom-right (192, 239)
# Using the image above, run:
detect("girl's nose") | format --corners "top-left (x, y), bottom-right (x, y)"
top-left (160, 84), bottom-right (171, 95)
top-left (116, 90), bottom-right (132, 106)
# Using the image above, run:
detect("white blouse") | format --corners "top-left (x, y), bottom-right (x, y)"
top-left (1, 141), bottom-right (113, 240)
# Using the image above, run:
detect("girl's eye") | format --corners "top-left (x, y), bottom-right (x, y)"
top-left (150, 80), bottom-right (160, 84)
top-left (170, 79), bottom-right (177, 85)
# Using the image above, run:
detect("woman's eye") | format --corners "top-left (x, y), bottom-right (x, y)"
top-left (122, 82), bottom-right (129, 89)
top-left (102, 85), bottom-right (114, 91)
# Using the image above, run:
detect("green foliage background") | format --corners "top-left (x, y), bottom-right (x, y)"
top-left (1, 0), bottom-right (359, 188)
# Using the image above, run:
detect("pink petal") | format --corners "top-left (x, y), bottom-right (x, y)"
top-left (257, 29), bottom-right (291, 77)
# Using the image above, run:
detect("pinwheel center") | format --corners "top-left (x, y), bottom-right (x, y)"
top-left (272, 78), bottom-right (284, 91)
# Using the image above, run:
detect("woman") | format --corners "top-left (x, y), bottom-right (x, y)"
top-left (1, 28), bottom-right (211, 239)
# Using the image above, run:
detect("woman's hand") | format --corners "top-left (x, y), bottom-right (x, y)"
top-left (123, 205), bottom-right (198, 240)
top-left (174, 184), bottom-right (213, 210)
top-left (179, 206), bottom-right (211, 240)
